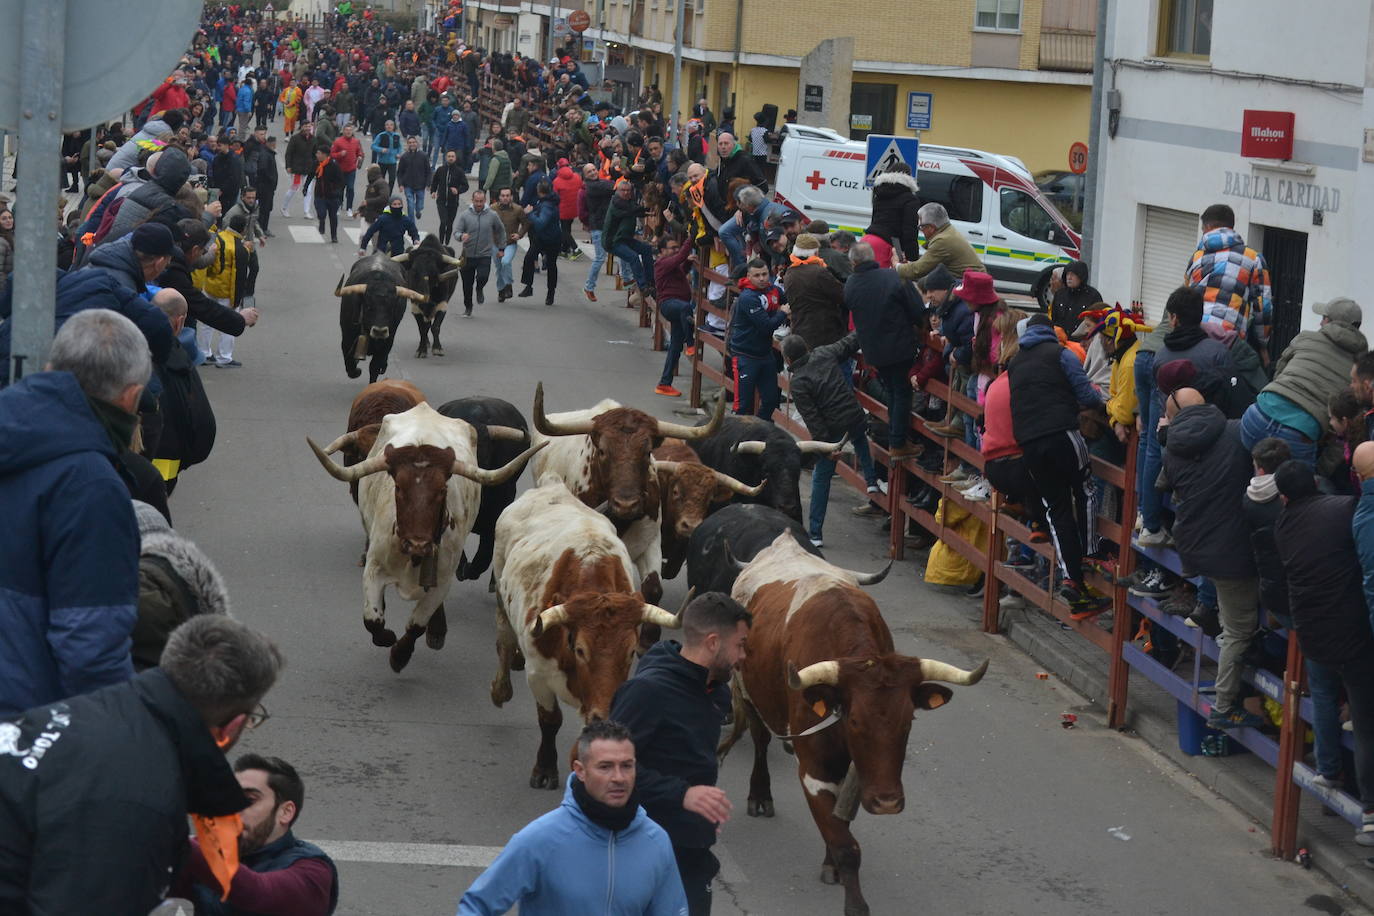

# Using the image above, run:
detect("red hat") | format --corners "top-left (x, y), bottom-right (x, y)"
top-left (557, 157), bottom-right (569, 167)
top-left (953, 270), bottom-right (999, 306)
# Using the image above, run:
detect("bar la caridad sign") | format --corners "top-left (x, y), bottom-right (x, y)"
top-left (1223, 170), bottom-right (1341, 213)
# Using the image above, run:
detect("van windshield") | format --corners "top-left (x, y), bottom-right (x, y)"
top-left (999, 187), bottom-right (1058, 241)
top-left (918, 172), bottom-right (982, 224)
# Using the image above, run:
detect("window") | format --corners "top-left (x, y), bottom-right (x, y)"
top-left (999, 188), bottom-right (1056, 242)
top-left (1158, 0), bottom-right (1212, 57)
top-left (975, 0), bottom-right (1021, 31)
top-left (919, 173), bottom-right (983, 225)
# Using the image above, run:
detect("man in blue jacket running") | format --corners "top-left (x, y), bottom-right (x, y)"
top-left (456, 720), bottom-right (688, 916)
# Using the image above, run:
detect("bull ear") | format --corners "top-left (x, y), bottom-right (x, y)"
top-left (354, 423), bottom-right (382, 458)
top-left (800, 684), bottom-right (841, 719)
top-left (912, 683), bottom-right (954, 711)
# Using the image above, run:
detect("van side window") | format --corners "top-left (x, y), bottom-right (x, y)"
top-left (917, 172), bottom-right (983, 224)
top-left (999, 187), bottom-right (1056, 241)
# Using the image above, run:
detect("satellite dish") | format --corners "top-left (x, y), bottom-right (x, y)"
top-left (0, 0), bottom-right (204, 131)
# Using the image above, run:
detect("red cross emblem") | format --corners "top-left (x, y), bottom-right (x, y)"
top-left (805, 170), bottom-right (825, 190)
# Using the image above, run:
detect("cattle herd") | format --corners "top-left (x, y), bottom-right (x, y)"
top-left (307, 241), bottom-right (990, 914)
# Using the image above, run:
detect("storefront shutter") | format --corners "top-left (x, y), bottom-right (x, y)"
top-left (1138, 206), bottom-right (1200, 324)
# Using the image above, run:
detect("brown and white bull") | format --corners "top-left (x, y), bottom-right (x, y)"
top-left (528, 382), bottom-right (726, 607)
top-left (720, 533), bottom-right (988, 916)
top-left (653, 438), bottom-right (765, 579)
top-left (490, 475), bottom-right (684, 788)
top-left (307, 403), bottom-right (544, 672)
top-left (338, 379), bottom-right (427, 509)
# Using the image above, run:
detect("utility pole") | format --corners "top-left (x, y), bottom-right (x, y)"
top-left (669, 0), bottom-right (685, 146)
top-left (1079, 0), bottom-right (1108, 266)
top-left (595, 0), bottom-right (606, 63)
top-left (546, 1), bottom-right (558, 62)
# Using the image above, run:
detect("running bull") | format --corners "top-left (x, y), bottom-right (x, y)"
top-left (334, 251), bottom-right (430, 382)
top-left (391, 234), bottom-right (462, 358)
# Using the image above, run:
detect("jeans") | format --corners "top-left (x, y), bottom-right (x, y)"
top-left (404, 187), bottom-right (424, 221)
top-left (585, 229), bottom-right (609, 291)
top-left (1306, 658), bottom-right (1345, 780)
top-left (459, 256), bottom-right (490, 310)
top-left (612, 239), bottom-right (655, 292)
top-left (875, 360), bottom-right (914, 449)
top-left (733, 353), bottom-right (779, 420)
top-left (964, 373), bottom-right (980, 451)
top-left (341, 169), bottom-right (357, 211)
top-left (719, 215), bottom-right (747, 269)
top-left (496, 243), bottom-right (518, 290)
top-left (1135, 350), bottom-right (1165, 532)
top-left (809, 422), bottom-right (878, 539)
top-left (658, 298), bottom-right (694, 386)
top-left (421, 123), bottom-right (434, 158)
top-left (1239, 402), bottom-right (1318, 469)
top-left (1211, 576), bottom-right (1259, 713)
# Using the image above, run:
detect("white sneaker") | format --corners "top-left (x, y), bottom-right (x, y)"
top-left (347, 208), bottom-right (355, 218)
top-left (960, 479), bottom-right (992, 502)
top-left (280, 208), bottom-right (289, 218)
top-left (866, 481), bottom-right (889, 496)
top-left (1136, 527), bottom-right (1173, 547)
top-left (809, 537), bottom-right (824, 548)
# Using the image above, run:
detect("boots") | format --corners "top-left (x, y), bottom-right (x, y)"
top-left (518, 285), bottom-right (534, 298)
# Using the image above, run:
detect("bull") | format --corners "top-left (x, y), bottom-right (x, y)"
top-left (686, 502), bottom-right (821, 596)
top-left (307, 402), bottom-right (544, 671)
top-left (490, 475), bottom-right (685, 788)
top-left (391, 234), bottom-right (462, 358)
top-left (689, 415), bottom-right (843, 524)
top-left (339, 380), bottom-right (427, 506)
top-left (436, 396), bottom-right (529, 582)
top-left (334, 252), bottom-right (430, 382)
top-left (653, 438), bottom-right (764, 580)
top-left (529, 382), bottom-right (726, 609)
top-left (720, 533), bottom-right (987, 916)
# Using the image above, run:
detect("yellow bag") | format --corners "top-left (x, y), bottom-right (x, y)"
top-left (924, 497), bottom-right (987, 586)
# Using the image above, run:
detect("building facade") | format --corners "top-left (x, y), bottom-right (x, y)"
top-left (1093, 0), bottom-right (1374, 349)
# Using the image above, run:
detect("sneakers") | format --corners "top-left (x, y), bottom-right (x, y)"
top-left (654, 384), bottom-right (682, 397)
top-left (1128, 568), bottom-right (1171, 599)
top-left (809, 537), bottom-right (824, 548)
top-left (964, 575), bottom-right (985, 598)
top-left (584, 289), bottom-right (597, 302)
top-left (866, 481), bottom-right (889, 496)
top-left (1185, 603), bottom-right (1222, 638)
top-left (685, 345), bottom-right (696, 357)
top-left (1206, 707), bottom-right (1266, 730)
top-left (215, 359), bottom-right (243, 368)
top-left (1136, 527), bottom-right (1173, 548)
top-left (939, 467), bottom-right (973, 485)
top-left (888, 443), bottom-right (923, 460)
top-left (999, 593), bottom-right (1028, 611)
top-left (1312, 773), bottom-right (1343, 791)
top-left (476, 288), bottom-right (485, 304)
top-left (1157, 581), bottom-right (1198, 616)
top-left (1060, 582), bottom-right (1111, 620)
top-left (851, 502), bottom-right (887, 519)
top-left (1359, 811), bottom-right (1374, 847)
top-left (1002, 552), bottom-right (1037, 572)
top-left (960, 479), bottom-right (991, 502)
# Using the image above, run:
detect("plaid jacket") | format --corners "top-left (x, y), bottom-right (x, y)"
top-left (1187, 227), bottom-right (1272, 345)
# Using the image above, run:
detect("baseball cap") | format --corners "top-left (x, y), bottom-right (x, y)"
top-left (1314, 297), bottom-right (1362, 327)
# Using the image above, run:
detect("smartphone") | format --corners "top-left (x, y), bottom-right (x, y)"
top-left (207, 188), bottom-right (221, 204)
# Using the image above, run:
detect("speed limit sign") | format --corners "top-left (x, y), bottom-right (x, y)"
top-left (1068, 141), bottom-right (1089, 175)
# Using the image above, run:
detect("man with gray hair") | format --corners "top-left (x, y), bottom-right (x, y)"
top-left (0, 615), bottom-right (284, 913)
top-left (895, 201), bottom-right (985, 283)
top-left (718, 181), bottom-right (782, 270)
top-left (0, 309), bottom-right (152, 715)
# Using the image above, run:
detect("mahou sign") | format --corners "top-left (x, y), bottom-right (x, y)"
top-left (1241, 110), bottom-right (1295, 160)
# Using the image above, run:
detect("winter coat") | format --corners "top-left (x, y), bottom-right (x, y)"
top-left (1188, 226), bottom-right (1272, 346)
top-left (526, 194), bottom-right (562, 247)
top-left (981, 372), bottom-right (1018, 460)
top-left (396, 149), bottom-right (430, 191)
top-left (784, 260), bottom-right (847, 349)
top-left (0, 668), bottom-right (250, 912)
top-left (790, 332), bottom-right (866, 441)
top-left (358, 171), bottom-right (390, 220)
top-left (360, 209), bottom-right (420, 256)
top-left (610, 641), bottom-right (733, 849)
top-left (1161, 403), bottom-right (1256, 580)
top-left (844, 260), bottom-right (922, 368)
top-left (1263, 321), bottom-right (1369, 433)
top-left (714, 146), bottom-right (766, 198)
top-left (0, 373), bottom-right (140, 715)
top-left (1242, 473), bottom-right (1289, 623)
top-left (133, 529), bottom-right (230, 671)
top-left (939, 294), bottom-right (975, 365)
top-left (311, 159), bottom-right (345, 200)
top-left (330, 135), bottom-right (363, 173)
top-left (652, 241), bottom-right (694, 304)
top-left (1275, 493), bottom-right (1374, 666)
top-left (439, 117), bottom-right (469, 154)
top-left (482, 149), bottom-right (513, 195)
top-left (429, 161), bottom-right (469, 207)
top-left (1105, 339), bottom-right (1140, 428)
top-left (727, 279), bottom-right (788, 359)
top-left (1354, 478), bottom-right (1374, 618)
top-left (235, 84), bottom-right (254, 113)
top-left (1006, 322), bottom-right (1101, 444)
top-left (602, 194), bottom-right (644, 250)
top-left (398, 108), bottom-right (421, 137)
top-left (581, 177), bottom-right (613, 229)
top-left (455, 206), bottom-right (506, 259)
top-left (456, 776), bottom-right (686, 916)
top-left (895, 223), bottom-right (984, 284)
top-left (492, 202), bottom-right (528, 244)
top-left (868, 171), bottom-right (921, 261)
top-left (332, 87), bottom-right (355, 115)
top-left (284, 131), bottom-right (317, 175)
top-left (370, 130), bottom-right (402, 166)
top-left (1050, 260), bottom-right (1104, 332)
top-left (520, 168), bottom-right (549, 208)
top-left (100, 148), bottom-right (194, 243)
top-left (252, 143), bottom-right (279, 191)
top-left (551, 167), bottom-right (583, 220)
top-left (158, 250), bottom-right (245, 336)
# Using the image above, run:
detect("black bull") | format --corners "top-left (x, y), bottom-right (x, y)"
top-left (436, 396), bottom-right (529, 582)
top-left (397, 236), bottom-right (462, 358)
top-left (335, 253), bottom-right (427, 383)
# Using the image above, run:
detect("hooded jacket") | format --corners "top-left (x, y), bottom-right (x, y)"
top-left (0, 668), bottom-right (250, 913)
top-left (1006, 322), bottom-right (1101, 444)
top-left (784, 260), bottom-right (848, 349)
top-left (526, 193), bottom-right (563, 247)
top-left (1161, 403), bottom-right (1256, 580)
top-left (610, 641), bottom-right (732, 848)
top-left (867, 171), bottom-right (921, 261)
top-left (360, 207), bottom-right (419, 255)
top-left (1049, 260), bottom-right (1103, 332)
top-left (1275, 493), bottom-right (1374, 666)
top-left (456, 776), bottom-right (687, 916)
top-left (133, 529), bottom-right (230, 671)
top-left (1188, 226), bottom-right (1272, 345)
top-left (0, 373), bottom-right (139, 715)
top-left (790, 332), bottom-right (866, 441)
top-left (844, 260), bottom-right (923, 368)
top-left (101, 148), bottom-right (194, 243)
top-left (551, 166), bottom-right (583, 220)
top-left (1262, 320), bottom-right (1369, 434)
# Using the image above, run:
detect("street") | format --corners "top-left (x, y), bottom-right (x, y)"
top-left (169, 194), bottom-right (1362, 916)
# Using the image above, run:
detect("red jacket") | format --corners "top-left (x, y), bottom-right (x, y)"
top-left (222, 83), bottom-right (237, 110)
top-left (330, 135), bottom-right (363, 173)
top-left (980, 372), bottom-right (1019, 460)
top-left (654, 242), bottom-right (694, 304)
top-left (150, 80), bottom-right (189, 115)
top-left (551, 167), bottom-right (582, 220)
top-left (910, 337), bottom-right (947, 390)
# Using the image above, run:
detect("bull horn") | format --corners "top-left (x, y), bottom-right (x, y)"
top-left (532, 603), bottom-right (569, 638)
top-left (532, 381), bottom-right (596, 436)
top-left (320, 429), bottom-right (360, 454)
top-left (439, 268), bottom-right (461, 281)
top-left (391, 252), bottom-right (410, 263)
top-left (723, 540), bottom-right (747, 571)
top-left (593, 500), bottom-right (611, 515)
top-left (730, 440), bottom-right (767, 456)
top-left (655, 388), bottom-right (726, 440)
top-left (711, 468), bottom-right (765, 497)
top-left (654, 460), bottom-right (681, 477)
top-left (450, 441), bottom-right (547, 485)
top-left (395, 286), bottom-right (429, 303)
top-left (641, 604), bottom-right (683, 630)
top-left (787, 660), bottom-right (841, 691)
top-left (333, 273), bottom-right (345, 295)
top-left (334, 283), bottom-right (368, 297)
top-left (797, 432), bottom-right (850, 455)
top-left (306, 437), bottom-right (388, 482)
top-left (485, 425), bottom-right (528, 442)
top-left (919, 658), bottom-right (989, 686)
top-left (441, 254), bottom-right (464, 267)
top-left (848, 559), bottom-right (894, 587)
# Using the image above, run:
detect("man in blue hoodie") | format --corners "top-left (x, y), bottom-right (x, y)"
top-left (456, 720), bottom-right (688, 916)
top-left (611, 593), bottom-right (751, 916)
top-left (430, 94), bottom-right (455, 166)
top-left (727, 259), bottom-right (790, 420)
top-left (0, 309), bottom-right (148, 714)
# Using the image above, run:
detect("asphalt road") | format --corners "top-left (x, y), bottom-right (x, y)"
top-left (170, 174), bottom-right (1366, 916)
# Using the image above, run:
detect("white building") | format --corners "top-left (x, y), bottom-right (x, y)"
top-left (1094, 0), bottom-right (1374, 352)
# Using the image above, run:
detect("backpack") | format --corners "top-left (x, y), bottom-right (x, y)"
top-left (155, 343), bottom-right (217, 467)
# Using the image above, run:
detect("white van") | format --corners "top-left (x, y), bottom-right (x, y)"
top-left (772, 125), bottom-right (1081, 294)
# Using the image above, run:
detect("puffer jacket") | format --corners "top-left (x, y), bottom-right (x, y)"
top-left (867, 170), bottom-right (921, 261)
top-left (133, 527), bottom-right (231, 671)
top-left (1275, 493), bottom-right (1373, 666)
top-left (526, 193), bottom-right (562, 247)
top-left (551, 167), bottom-right (583, 220)
top-left (844, 260), bottom-right (923, 367)
top-left (1263, 320), bottom-right (1369, 432)
top-left (1006, 322), bottom-right (1101, 443)
top-left (1161, 403), bottom-right (1256, 580)
top-left (99, 148), bottom-right (194, 244)
top-left (789, 332), bottom-right (865, 441)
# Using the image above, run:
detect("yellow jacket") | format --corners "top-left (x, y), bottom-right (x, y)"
top-left (194, 228), bottom-right (242, 302)
top-left (1105, 339), bottom-right (1139, 428)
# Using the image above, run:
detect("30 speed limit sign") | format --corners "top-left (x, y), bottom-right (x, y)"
top-left (1069, 142), bottom-right (1089, 175)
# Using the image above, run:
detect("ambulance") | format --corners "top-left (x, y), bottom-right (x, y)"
top-left (772, 125), bottom-right (1081, 294)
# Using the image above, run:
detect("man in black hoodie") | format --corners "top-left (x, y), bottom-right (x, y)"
top-left (1049, 260), bottom-right (1102, 333)
top-left (611, 592), bottom-right (751, 915)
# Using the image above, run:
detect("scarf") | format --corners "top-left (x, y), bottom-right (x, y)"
top-left (1247, 472), bottom-right (1279, 503)
top-left (85, 395), bottom-right (138, 452)
top-left (789, 254), bottom-right (823, 267)
top-left (571, 776), bottom-right (638, 833)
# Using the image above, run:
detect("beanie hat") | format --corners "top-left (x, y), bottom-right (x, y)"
top-left (132, 500), bottom-right (172, 539)
top-left (791, 233), bottom-right (820, 258)
top-left (922, 263), bottom-right (955, 291)
top-left (131, 222), bottom-right (176, 257)
top-left (805, 219), bottom-right (830, 235)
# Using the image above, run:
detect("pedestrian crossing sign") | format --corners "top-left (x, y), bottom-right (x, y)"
top-left (864, 135), bottom-right (920, 188)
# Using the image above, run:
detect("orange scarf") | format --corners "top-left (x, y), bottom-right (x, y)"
top-left (315, 158), bottom-right (328, 179)
top-left (192, 812), bottom-right (243, 900)
top-left (789, 255), bottom-right (824, 267)
top-left (687, 175), bottom-right (706, 210)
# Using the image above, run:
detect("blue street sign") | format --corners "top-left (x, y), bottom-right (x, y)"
top-left (864, 134), bottom-right (920, 188)
top-left (906, 91), bottom-right (933, 131)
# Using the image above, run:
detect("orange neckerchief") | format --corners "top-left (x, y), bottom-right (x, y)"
top-left (315, 158), bottom-right (328, 179)
top-left (192, 812), bottom-right (242, 900)
top-left (789, 255), bottom-right (824, 267)
top-left (687, 175), bottom-right (706, 210)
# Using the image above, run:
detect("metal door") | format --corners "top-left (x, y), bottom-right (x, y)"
top-left (848, 83), bottom-right (895, 142)
top-left (1261, 227), bottom-right (1307, 360)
